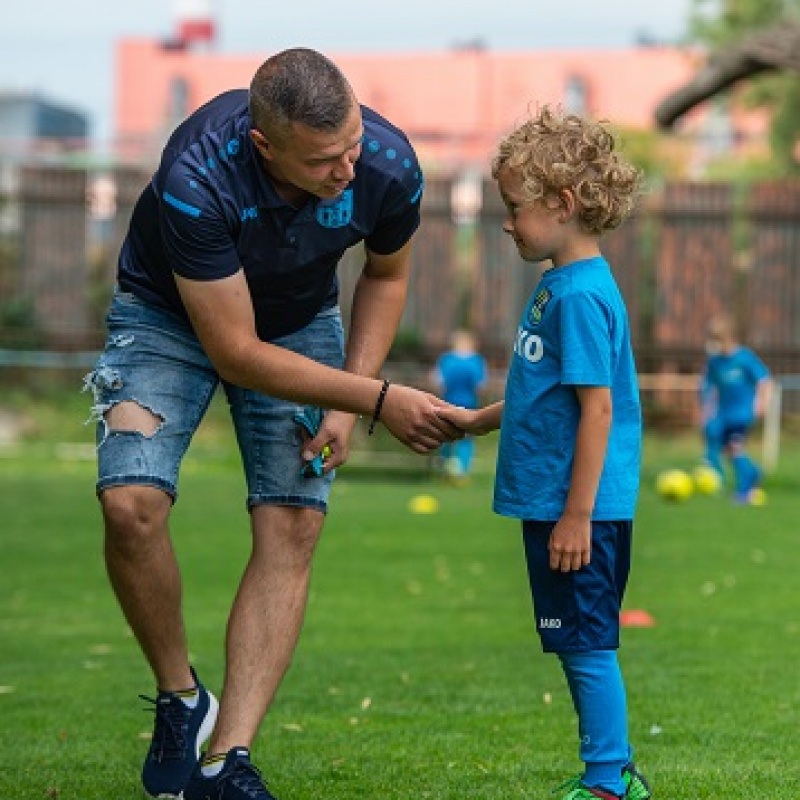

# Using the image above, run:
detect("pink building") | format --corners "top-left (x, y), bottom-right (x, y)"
top-left (114, 38), bottom-right (761, 171)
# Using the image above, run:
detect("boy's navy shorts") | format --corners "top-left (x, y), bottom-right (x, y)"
top-left (522, 519), bottom-right (633, 654)
top-left (706, 416), bottom-right (751, 447)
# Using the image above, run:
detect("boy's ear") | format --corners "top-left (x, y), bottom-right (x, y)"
top-left (558, 189), bottom-right (576, 222)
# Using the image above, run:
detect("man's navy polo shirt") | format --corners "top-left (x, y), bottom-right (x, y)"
top-left (118, 89), bottom-right (424, 341)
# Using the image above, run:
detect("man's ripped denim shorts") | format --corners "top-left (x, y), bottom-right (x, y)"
top-left (84, 289), bottom-right (345, 512)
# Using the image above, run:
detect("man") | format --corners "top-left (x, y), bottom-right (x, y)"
top-left (85, 48), bottom-right (458, 800)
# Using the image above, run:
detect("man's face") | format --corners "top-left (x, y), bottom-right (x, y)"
top-left (251, 101), bottom-right (363, 200)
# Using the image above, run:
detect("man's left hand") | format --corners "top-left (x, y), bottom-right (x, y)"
top-left (301, 409), bottom-right (358, 473)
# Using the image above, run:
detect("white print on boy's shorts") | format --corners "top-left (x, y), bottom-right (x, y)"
top-left (515, 328), bottom-right (544, 363)
top-left (539, 618), bottom-right (562, 629)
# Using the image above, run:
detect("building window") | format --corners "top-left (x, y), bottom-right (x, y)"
top-left (564, 75), bottom-right (589, 115)
top-left (169, 77), bottom-right (190, 122)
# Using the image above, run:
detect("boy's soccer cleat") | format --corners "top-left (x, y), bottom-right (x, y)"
top-left (552, 764), bottom-right (652, 800)
top-left (181, 748), bottom-right (277, 800)
top-left (141, 668), bottom-right (218, 798)
top-left (552, 776), bottom-right (621, 800)
top-left (735, 486), bottom-right (767, 506)
top-left (623, 763), bottom-right (652, 799)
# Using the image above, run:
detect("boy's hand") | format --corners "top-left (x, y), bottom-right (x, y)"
top-left (437, 401), bottom-right (503, 436)
top-left (436, 405), bottom-right (479, 433)
top-left (548, 513), bottom-right (591, 572)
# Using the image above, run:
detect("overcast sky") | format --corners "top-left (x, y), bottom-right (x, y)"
top-left (0, 0), bottom-right (694, 145)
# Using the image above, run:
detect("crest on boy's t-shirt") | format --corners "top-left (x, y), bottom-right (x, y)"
top-left (528, 288), bottom-right (552, 326)
top-left (316, 189), bottom-right (353, 228)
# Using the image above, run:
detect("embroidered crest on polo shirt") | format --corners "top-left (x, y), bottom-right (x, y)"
top-left (316, 189), bottom-right (353, 228)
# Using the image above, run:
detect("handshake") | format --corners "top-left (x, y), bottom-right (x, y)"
top-left (295, 383), bottom-right (491, 478)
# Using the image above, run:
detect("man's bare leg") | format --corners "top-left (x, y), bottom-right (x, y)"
top-left (208, 504), bottom-right (324, 753)
top-left (102, 489), bottom-right (194, 691)
top-left (99, 401), bottom-right (194, 691)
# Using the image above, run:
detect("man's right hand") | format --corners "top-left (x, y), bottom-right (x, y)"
top-left (378, 384), bottom-right (463, 453)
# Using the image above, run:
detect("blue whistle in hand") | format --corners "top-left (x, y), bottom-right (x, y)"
top-left (294, 406), bottom-right (326, 478)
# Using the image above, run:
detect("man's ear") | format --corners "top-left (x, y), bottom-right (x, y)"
top-left (250, 128), bottom-right (271, 160)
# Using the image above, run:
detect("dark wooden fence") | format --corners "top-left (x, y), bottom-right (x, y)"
top-left (2, 167), bottom-right (799, 398)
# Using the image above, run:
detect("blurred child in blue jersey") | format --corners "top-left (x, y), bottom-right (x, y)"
top-left (700, 312), bottom-right (773, 504)
top-left (433, 329), bottom-right (488, 481)
top-left (438, 106), bottom-right (651, 800)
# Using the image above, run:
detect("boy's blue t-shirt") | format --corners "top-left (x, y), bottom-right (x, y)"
top-left (435, 352), bottom-right (487, 409)
top-left (702, 347), bottom-right (770, 427)
top-left (493, 256), bottom-right (642, 522)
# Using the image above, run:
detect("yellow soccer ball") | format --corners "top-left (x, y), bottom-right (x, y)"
top-left (408, 494), bottom-right (440, 514)
top-left (656, 469), bottom-right (694, 502)
top-left (693, 465), bottom-right (722, 496)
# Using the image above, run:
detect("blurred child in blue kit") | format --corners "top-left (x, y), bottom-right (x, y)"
top-left (433, 329), bottom-right (488, 480)
top-left (700, 312), bottom-right (773, 504)
top-left (439, 106), bottom-right (650, 800)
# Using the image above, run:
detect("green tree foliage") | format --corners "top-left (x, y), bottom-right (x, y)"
top-left (690, 0), bottom-right (800, 173)
top-left (689, 0), bottom-right (796, 46)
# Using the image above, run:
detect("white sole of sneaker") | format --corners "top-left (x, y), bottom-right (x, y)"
top-left (197, 691), bottom-right (219, 758)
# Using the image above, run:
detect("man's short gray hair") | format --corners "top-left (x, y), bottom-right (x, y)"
top-left (249, 48), bottom-right (356, 143)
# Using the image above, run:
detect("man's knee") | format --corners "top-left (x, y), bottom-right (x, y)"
top-left (284, 508), bottom-right (325, 557)
top-left (252, 506), bottom-right (325, 565)
top-left (295, 512), bottom-right (325, 560)
top-left (100, 486), bottom-right (172, 550)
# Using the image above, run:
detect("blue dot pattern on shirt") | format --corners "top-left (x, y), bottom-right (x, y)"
top-left (116, 90), bottom-right (425, 341)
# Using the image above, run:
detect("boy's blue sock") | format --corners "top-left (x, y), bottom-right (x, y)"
top-left (456, 436), bottom-right (475, 474)
top-left (558, 650), bottom-right (630, 797)
top-left (703, 430), bottom-right (724, 478)
top-left (732, 453), bottom-right (760, 496)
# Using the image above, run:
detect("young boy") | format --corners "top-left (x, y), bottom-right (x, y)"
top-left (700, 312), bottom-right (773, 504)
top-left (438, 106), bottom-right (650, 799)
top-left (432, 329), bottom-right (488, 481)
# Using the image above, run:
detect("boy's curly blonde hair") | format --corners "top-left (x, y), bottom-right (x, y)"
top-left (491, 105), bottom-right (643, 235)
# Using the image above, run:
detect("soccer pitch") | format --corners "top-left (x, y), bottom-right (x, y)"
top-left (1, 425), bottom-right (799, 799)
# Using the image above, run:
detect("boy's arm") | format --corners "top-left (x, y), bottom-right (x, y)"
top-left (699, 364), bottom-right (717, 424)
top-left (549, 385), bottom-right (612, 572)
top-left (754, 376), bottom-right (773, 419)
top-left (437, 400), bottom-right (504, 435)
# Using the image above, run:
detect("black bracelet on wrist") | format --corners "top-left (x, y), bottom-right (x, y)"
top-left (368, 379), bottom-right (390, 436)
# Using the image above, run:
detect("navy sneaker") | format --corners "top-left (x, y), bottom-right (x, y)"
top-left (141, 668), bottom-right (219, 798)
top-left (181, 747), bottom-right (277, 800)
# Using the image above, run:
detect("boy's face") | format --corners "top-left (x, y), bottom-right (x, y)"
top-left (496, 166), bottom-right (565, 265)
top-left (705, 323), bottom-right (736, 355)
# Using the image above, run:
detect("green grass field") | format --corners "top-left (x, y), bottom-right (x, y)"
top-left (1, 389), bottom-right (799, 799)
